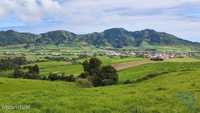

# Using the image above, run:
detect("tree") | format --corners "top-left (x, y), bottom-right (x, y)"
top-left (27, 64), bottom-right (40, 75)
top-left (89, 57), bottom-right (102, 70)
top-left (14, 65), bottom-right (41, 79)
top-left (0, 56), bottom-right (27, 70)
top-left (25, 72), bottom-right (40, 79)
top-left (81, 58), bottom-right (102, 86)
top-left (13, 67), bottom-right (24, 78)
top-left (100, 65), bottom-right (118, 85)
top-left (82, 60), bottom-right (90, 72)
top-left (80, 58), bottom-right (118, 87)
top-left (48, 72), bottom-right (58, 81)
top-left (78, 72), bottom-right (89, 79)
top-left (82, 57), bottom-right (102, 76)
top-left (32, 64), bottom-right (40, 74)
top-left (88, 74), bottom-right (102, 86)
top-left (47, 72), bottom-right (75, 82)
top-left (88, 57), bottom-right (102, 76)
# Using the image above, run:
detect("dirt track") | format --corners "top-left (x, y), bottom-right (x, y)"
top-left (112, 60), bottom-right (153, 71)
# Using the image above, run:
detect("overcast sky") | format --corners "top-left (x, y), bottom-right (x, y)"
top-left (0, 0), bottom-right (200, 42)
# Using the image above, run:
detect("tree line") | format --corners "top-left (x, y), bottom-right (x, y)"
top-left (13, 65), bottom-right (40, 79)
top-left (13, 65), bottom-right (76, 82)
top-left (0, 57), bottom-right (27, 70)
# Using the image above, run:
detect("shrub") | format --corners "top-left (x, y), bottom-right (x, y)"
top-left (78, 72), bottom-right (89, 79)
top-left (76, 78), bottom-right (93, 88)
top-left (28, 64), bottom-right (40, 75)
top-left (63, 74), bottom-right (76, 82)
top-left (135, 71), bottom-right (169, 83)
top-left (87, 75), bottom-right (102, 87)
top-left (41, 76), bottom-right (48, 80)
top-left (123, 80), bottom-right (133, 84)
top-left (102, 79), bottom-right (116, 86)
top-left (47, 72), bottom-right (75, 82)
top-left (24, 72), bottom-right (40, 79)
top-left (48, 72), bottom-right (60, 81)
top-left (13, 67), bottom-right (24, 78)
top-left (13, 65), bottom-right (40, 79)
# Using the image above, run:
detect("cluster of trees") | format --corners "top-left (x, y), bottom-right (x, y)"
top-left (13, 65), bottom-right (40, 79)
top-left (79, 57), bottom-right (118, 86)
top-left (13, 64), bottom-right (76, 82)
top-left (0, 57), bottom-right (27, 70)
top-left (45, 72), bottom-right (75, 82)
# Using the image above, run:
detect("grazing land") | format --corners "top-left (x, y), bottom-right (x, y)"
top-left (0, 60), bottom-right (200, 113)
top-left (0, 44), bottom-right (200, 113)
top-left (0, 49), bottom-right (200, 113)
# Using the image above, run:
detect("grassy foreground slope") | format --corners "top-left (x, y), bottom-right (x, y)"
top-left (0, 62), bottom-right (200, 113)
top-left (118, 62), bottom-right (200, 82)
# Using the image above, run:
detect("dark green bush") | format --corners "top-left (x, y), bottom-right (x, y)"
top-left (123, 80), bottom-right (133, 84)
top-left (81, 58), bottom-right (118, 87)
top-left (13, 65), bottom-right (40, 80)
top-left (47, 72), bottom-right (75, 82)
top-left (100, 65), bottom-right (118, 85)
top-left (76, 78), bottom-right (93, 88)
top-left (78, 72), bottom-right (89, 79)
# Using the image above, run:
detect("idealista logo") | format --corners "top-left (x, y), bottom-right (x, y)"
top-left (1, 104), bottom-right (31, 110)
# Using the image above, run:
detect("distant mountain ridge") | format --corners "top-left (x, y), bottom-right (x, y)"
top-left (0, 28), bottom-right (199, 50)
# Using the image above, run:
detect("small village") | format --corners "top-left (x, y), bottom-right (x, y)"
top-left (1, 47), bottom-right (200, 62)
top-left (102, 49), bottom-right (200, 61)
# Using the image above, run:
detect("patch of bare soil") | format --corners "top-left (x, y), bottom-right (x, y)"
top-left (112, 60), bottom-right (153, 71)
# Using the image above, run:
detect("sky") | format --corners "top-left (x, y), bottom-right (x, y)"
top-left (0, 0), bottom-right (200, 42)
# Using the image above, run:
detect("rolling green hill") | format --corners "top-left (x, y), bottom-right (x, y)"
top-left (0, 30), bottom-right (38, 46)
top-left (0, 28), bottom-right (199, 50)
top-left (0, 61), bottom-right (200, 113)
top-left (36, 30), bottom-right (78, 45)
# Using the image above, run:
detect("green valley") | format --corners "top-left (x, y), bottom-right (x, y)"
top-left (0, 28), bottom-right (200, 113)
top-left (0, 58), bottom-right (200, 113)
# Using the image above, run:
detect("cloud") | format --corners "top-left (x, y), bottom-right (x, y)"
top-left (0, 0), bottom-right (200, 42)
top-left (0, 0), bottom-right (14, 17)
top-left (0, 0), bottom-right (62, 22)
top-left (15, 0), bottom-right (43, 22)
top-left (1, 0), bottom-right (200, 22)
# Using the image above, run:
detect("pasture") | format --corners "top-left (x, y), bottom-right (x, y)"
top-left (0, 54), bottom-right (200, 113)
top-left (0, 61), bottom-right (200, 113)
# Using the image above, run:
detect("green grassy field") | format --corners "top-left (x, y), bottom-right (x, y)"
top-left (0, 61), bottom-right (200, 113)
top-left (37, 61), bottom-right (83, 76)
top-left (97, 56), bottom-right (144, 65)
top-left (0, 56), bottom-right (144, 77)
top-left (166, 58), bottom-right (200, 62)
top-left (118, 62), bottom-right (200, 82)
top-left (0, 56), bottom-right (200, 113)
top-left (31, 56), bottom-right (144, 76)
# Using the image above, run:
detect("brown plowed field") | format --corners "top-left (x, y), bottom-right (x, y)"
top-left (112, 60), bottom-right (153, 71)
